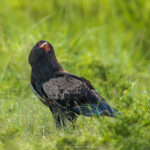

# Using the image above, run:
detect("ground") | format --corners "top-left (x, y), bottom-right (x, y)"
top-left (0, 0), bottom-right (150, 150)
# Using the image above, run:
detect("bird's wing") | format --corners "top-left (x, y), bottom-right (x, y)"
top-left (42, 74), bottom-right (89, 104)
top-left (42, 72), bottom-right (114, 117)
top-left (49, 72), bottom-right (95, 90)
top-left (42, 73), bottom-right (104, 116)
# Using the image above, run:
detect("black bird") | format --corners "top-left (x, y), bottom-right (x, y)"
top-left (28, 40), bottom-right (121, 128)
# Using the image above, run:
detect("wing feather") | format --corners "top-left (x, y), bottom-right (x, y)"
top-left (42, 73), bottom-right (114, 116)
top-left (42, 76), bottom-right (88, 102)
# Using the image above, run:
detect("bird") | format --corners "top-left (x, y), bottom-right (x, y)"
top-left (28, 40), bottom-right (121, 128)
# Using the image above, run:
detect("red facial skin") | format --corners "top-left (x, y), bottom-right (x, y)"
top-left (38, 42), bottom-right (50, 52)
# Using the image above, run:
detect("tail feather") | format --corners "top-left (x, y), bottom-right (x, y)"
top-left (112, 108), bottom-right (122, 117)
top-left (79, 104), bottom-right (104, 116)
top-left (76, 99), bottom-right (121, 117)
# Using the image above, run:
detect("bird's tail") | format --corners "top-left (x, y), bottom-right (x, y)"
top-left (78, 99), bottom-right (121, 118)
top-left (111, 108), bottom-right (122, 117)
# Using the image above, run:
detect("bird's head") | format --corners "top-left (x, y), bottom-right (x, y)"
top-left (28, 40), bottom-right (54, 66)
top-left (38, 40), bottom-right (51, 53)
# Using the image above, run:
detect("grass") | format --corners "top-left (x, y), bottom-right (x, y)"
top-left (0, 0), bottom-right (150, 149)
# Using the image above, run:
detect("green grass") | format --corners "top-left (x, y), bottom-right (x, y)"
top-left (0, 0), bottom-right (150, 149)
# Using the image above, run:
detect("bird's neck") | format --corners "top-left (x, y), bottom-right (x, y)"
top-left (31, 54), bottom-right (64, 83)
top-left (48, 53), bottom-right (64, 73)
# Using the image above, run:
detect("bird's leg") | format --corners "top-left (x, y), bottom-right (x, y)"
top-left (49, 106), bottom-right (61, 128)
top-left (55, 113), bottom-right (62, 128)
top-left (65, 111), bottom-right (77, 122)
top-left (49, 106), bottom-right (66, 128)
top-left (65, 111), bottom-right (77, 129)
top-left (59, 112), bottom-right (66, 127)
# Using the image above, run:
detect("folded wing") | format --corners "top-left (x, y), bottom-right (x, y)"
top-left (42, 73), bottom-right (114, 117)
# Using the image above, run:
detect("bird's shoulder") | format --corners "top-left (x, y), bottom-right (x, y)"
top-left (47, 72), bottom-right (95, 90)
top-left (42, 72), bottom-right (95, 100)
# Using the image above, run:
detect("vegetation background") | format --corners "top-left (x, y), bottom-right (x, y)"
top-left (0, 0), bottom-right (150, 149)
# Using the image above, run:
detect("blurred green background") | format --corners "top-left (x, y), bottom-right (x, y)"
top-left (0, 0), bottom-right (150, 150)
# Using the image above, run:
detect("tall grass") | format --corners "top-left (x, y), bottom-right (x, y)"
top-left (0, 0), bottom-right (150, 149)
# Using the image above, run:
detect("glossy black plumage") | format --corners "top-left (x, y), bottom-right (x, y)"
top-left (28, 40), bottom-right (121, 128)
